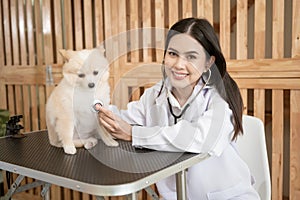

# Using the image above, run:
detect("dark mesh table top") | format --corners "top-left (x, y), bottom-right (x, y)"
top-left (0, 131), bottom-right (207, 196)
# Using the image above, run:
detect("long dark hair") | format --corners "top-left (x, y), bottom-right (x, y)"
top-left (162, 18), bottom-right (243, 140)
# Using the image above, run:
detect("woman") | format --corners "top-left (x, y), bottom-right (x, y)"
top-left (97, 18), bottom-right (260, 199)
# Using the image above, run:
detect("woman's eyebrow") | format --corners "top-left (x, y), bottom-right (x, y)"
top-left (167, 47), bottom-right (178, 52)
top-left (168, 47), bottom-right (199, 55)
top-left (184, 51), bottom-right (199, 55)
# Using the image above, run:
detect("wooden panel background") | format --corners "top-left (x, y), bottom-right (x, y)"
top-left (0, 0), bottom-right (299, 199)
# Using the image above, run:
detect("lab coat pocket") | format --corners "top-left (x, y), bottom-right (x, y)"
top-left (207, 182), bottom-right (249, 200)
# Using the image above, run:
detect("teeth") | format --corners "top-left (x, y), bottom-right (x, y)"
top-left (173, 72), bottom-right (187, 77)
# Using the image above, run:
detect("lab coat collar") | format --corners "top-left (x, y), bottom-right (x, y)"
top-left (155, 81), bottom-right (168, 106)
top-left (155, 78), bottom-right (212, 108)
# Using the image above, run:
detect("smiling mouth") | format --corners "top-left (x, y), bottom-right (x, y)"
top-left (172, 71), bottom-right (188, 80)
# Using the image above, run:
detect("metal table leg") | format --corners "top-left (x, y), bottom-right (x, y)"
top-left (41, 183), bottom-right (51, 200)
top-left (0, 175), bottom-right (51, 200)
top-left (0, 175), bottom-right (24, 200)
top-left (176, 170), bottom-right (187, 200)
top-left (127, 192), bottom-right (138, 200)
top-left (144, 186), bottom-right (159, 200)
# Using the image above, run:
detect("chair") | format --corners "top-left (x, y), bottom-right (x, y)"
top-left (235, 115), bottom-right (271, 200)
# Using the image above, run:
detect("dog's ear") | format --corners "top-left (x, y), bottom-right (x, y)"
top-left (58, 49), bottom-right (74, 61)
top-left (97, 45), bottom-right (106, 55)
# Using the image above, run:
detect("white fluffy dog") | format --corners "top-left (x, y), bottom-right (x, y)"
top-left (46, 47), bottom-right (118, 154)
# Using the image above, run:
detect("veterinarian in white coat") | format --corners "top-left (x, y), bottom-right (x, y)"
top-left (97, 18), bottom-right (260, 200)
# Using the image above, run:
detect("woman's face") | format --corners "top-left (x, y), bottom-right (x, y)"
top-left (164, 33), bottom-right (209, 90)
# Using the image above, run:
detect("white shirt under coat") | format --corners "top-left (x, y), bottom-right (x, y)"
top-left (109, 79), bottom-right (260, 200)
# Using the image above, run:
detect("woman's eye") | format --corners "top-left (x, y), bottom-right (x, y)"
top-left (78, 73), bottom-right (85, 78)
top-left (168, 51), bottom-right (177, 57)
top-left (187, 55), bottom-right (197, 60)
top-left (93, 71), bottom-right (98, 75)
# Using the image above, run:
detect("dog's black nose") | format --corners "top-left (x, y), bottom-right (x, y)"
top-left (88, 83), bottom-right (95, 88)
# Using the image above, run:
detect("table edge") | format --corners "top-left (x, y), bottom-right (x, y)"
top-left (0, 153), bottom-right (209, 196)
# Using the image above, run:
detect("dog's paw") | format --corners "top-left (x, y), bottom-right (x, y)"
top-left (84, 138), bottom-right (98, 149)
top-left (63, 145), bottom-right (77, 154)
top-left (103, 138), bottom-right (119, 147)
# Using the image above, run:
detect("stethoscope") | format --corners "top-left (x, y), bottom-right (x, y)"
top-left (167, 69), bottom-right (211, 124)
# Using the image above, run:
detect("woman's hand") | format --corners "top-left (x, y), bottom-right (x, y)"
top-left (98, 106), bottom-right (132, 141)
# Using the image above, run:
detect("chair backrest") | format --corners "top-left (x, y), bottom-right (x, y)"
top-left (236, 115), bottom-right (271, 200)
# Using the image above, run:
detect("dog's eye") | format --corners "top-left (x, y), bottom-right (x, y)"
top-left (93, 71), bottom-right (98, 75)
top-left (78, 73), bottom-right (85, 78)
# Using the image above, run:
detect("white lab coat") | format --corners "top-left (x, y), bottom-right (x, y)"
top-left (109, 79), bottom-right (260, 200)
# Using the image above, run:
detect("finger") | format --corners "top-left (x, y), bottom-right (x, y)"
top-left (98, 107), bottom-right (115, 120)
top-left (110, 129), bottom-right (132, 141)
top-left (99, 116), bottom-right (116, 133)
top-left (99, 112), bottom-right (117, 128)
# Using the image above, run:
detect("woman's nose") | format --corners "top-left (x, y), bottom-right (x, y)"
top-left (174, 56), bottom-right (187, 69)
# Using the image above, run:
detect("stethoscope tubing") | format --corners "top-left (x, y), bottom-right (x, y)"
top-left (167, 70), bottom-right (211, 124)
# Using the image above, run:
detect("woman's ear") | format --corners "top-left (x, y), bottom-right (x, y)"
top-left (205, 56), bottom-right (215, 71)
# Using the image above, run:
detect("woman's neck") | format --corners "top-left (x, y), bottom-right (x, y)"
top-left (171, 86), bottom-right (194, 107)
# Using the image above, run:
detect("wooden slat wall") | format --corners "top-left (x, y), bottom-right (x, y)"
top-left (271, 0), bottom-right (284, 199)
top-left (291, 1), bottom-right (300, 200)
top-left (0, 0), bottom-right (300, 200)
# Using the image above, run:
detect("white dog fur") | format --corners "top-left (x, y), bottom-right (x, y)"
top-left (46, 47), bottom-right (118, 154)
